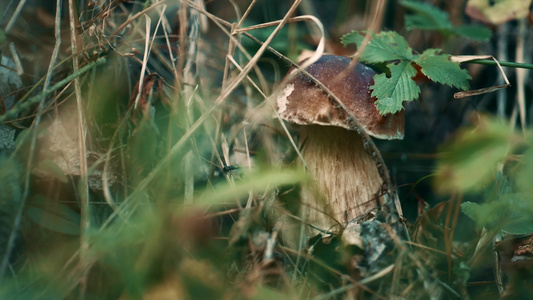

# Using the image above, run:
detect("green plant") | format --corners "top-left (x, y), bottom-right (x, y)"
top-left (400, 0), bottom-right (491, 41)
top-left (342, 30), bottom-right (471, 114)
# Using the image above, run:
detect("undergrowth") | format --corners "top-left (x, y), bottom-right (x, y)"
top-left (0, 1), bottom-right (532, 299)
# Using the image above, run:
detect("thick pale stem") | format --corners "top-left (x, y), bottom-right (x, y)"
top-left (299, 125), bottom-right (383, 232)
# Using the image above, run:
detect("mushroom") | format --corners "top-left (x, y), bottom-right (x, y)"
top-left (276, 55), bottom-right (404, 233)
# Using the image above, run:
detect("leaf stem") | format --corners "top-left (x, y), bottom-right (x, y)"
top-left (464, 59), bottom-right (533, 70)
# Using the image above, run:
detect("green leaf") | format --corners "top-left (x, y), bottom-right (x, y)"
top-left (483, 171), bottom-right (511, 201)
top-left (435, 117), bottom-right (518, 193)
top-left (400, 0), bottom-right (452, 31)
top-left (196, 167), bottom-right (307, 207)
top-left (342, 30), bottom-right (473, 115)
top-left (415, 49), bottom-right (471, 90)
top-left (461, 202), bottom-right (482, 224)
top-left (340, 30), bottom-right (363, 47)
top-left (371, 60), bottom-right (420, 115)
top-left (462, 185), bottom-right (533, 235)
top-left (401, 0), bottom-right (491, 41)
top-left (27, 195), bottom-right (80, 235)
top-left (33, 159), bottom-right (68, 183)
top-left (341, 31), bottom-right (414, 63)
top-left (453, 25), bottom-right (492, 42)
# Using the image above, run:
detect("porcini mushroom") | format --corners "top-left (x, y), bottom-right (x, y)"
top-left (277, 55), bottom-right (404, 233)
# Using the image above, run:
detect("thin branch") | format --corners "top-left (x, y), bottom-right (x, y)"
top-left (68, 0), bottom-right (90, 298)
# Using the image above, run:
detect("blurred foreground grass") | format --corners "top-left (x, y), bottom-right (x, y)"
top-left (1, 1), bottom-right (533, 299)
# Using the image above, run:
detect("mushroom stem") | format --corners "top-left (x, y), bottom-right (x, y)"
top-left (299, 125), bottom-right (384, 232)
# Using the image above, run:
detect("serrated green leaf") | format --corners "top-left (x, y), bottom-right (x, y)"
top-left (499, 198), bottom-right (533, 234)
top-left (469, 171), bottom-right (533, 235)
top-left (453, 25), bottom-right (492, 42)
top-left (341, 31), bottom-right (414, 63)
top-left (462, 193), bottom-right (533, 234)
top-left (27, 195), bottom-right (80, 235)
top-left (483, 171), bottom-right (511, 202)
top-left (371, 61), bottom-right (420, 115)
top-left (415, 49), bottom-right (471, 90)
top-left (340, 30), bottom-right (363, 46)
top-left (342, 30), bottom-right (475, 115)
top-left (401, 0), bottom-right (452, 30)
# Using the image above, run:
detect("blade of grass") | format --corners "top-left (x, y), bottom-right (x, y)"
top-left (67, 0), bottom-right (91, 297)
top-left (4, 0), bottom-right (26, 33)
top-left (0, 0), bottom-right (63, 281)
top-left (133, 15), bottom-right (152, 109)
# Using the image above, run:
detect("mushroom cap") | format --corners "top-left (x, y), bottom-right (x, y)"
top-left (276, 55), bottom-right (404, 140)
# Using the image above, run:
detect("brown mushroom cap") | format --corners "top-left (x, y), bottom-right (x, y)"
top-left (277, 55), bottom-right (404, 140)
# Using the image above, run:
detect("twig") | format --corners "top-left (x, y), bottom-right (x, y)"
top-left (110, 2), bottom-right (166, 36)
top-left (453, 55), bottom-right (510, 99)
top-left (68, 0), bottom-right (90, 298)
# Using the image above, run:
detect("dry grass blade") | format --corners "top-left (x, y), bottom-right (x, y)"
top-left (132, 14), bottom-right (156, 109)
top-left (349, 0), bottom-right (386, 68)
top-left (359, 264), bottom-right (395, 285)
top-left (4, 0), bottom-right (26, 33)
top-left (8, 43), bottom-right (23, 75)
top-left (66, 0), bottom-right (91, 296)
top-left (110, 2), bottom-right (166, 36)
top-left (452, 55), bottom-right (510, 98)
top-left (101, 0), bottom-right (311, 225)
